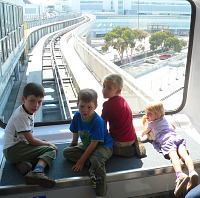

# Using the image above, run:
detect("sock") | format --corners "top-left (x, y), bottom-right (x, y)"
top-left (33, 165), bottom-right (44, 173)
top-left (189, 170), bottom-right (196, 176)
top-left (176, 171), bottom-right (183, 178)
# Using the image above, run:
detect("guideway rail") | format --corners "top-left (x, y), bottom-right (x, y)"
top-left (41, 16), bottom-right (90, 121)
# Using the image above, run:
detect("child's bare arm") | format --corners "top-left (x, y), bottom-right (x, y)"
top-left (23, 131), bottom-right (58, 151)
top-left (142, 115), bottom-right (147, 126)
top-left (69, 133), bottom-right (79, 146)
top-left (142, 128), bottom-right (151, 137)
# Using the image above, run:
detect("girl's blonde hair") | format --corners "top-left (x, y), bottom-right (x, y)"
top-left (146, 101), bottom-right (165, 119)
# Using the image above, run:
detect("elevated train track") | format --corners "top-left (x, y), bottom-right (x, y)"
top-left (1, 9), bottom-right (200, 198)
top-left (41, 16), bottom-right (90, 122)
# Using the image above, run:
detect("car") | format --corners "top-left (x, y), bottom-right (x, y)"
top-left (159, 54), bottom-right (172, 60)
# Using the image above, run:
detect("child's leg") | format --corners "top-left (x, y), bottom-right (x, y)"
top-left (4, 141), bottom-right (56, 173)
top-left (169, 150), bottom-right (190, 197)
top-left (63, 143), bottom-right (86, 162)
top-left (133, 137), bottom-right (146, 158)
top-left (113, 140), bottom-right (136, 157)
top-left (178, 146), bottom-right (199, 192)
top-left (89, 146), bottom-right (112, 197)
top-left (25, 158), bottom-right (56, 188)
top-left (22, 145), bottom-right (57, 188)
top-left (178, 146), bottom-right (195, 172)
top-left (169, 150), bottom-right (183, 173)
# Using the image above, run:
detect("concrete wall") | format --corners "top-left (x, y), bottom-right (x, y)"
top-left (69, 14), bottom-right (153, 113)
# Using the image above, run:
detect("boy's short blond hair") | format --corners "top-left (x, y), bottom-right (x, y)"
top-left (103, 73), bottom-right (123, 90)
top-left (77, 88), bottom-right (98, 105)
top-left (146, 101), bottom-right (165, 119)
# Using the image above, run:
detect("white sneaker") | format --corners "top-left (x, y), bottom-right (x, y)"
top-left (139, 134), bottom-right (148, 142)
top-left (174, 173), bottom-right (190, 197)
top-left (187, 171), bottom-right (199, 192)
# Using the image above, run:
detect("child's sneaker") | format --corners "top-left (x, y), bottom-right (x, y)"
top-left (187, 171), bottom-right (199, 192)
top-left (16, 161), bottom-right (32, 174)
top-left (133, 137), bottom-right (146, 158)
top-left (90, 173), bottom-right (102, 189)
top-left (139, 135), bottom-right (148, 142)
top-left (25, 171), bottom-right (56, 188)
top-left (174, 173), bottom-right (190, 197)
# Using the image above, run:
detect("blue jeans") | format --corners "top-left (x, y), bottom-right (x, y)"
top-left (185, 184), bottom-right (200, 198)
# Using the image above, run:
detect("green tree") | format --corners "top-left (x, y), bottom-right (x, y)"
top-left (102, 26), bottom-right (131, 63)
top-left (102, 26), bottom-right (147, 64)
top-left (149, 31), bottom-right (169, 51)
top-left (164, 37), bottom-right (183, 52)
top-left (121, 28), bottom-right (136, 61)
top-left (134, 29), bottom-right (148, 41)
top-left (149, 30), bottom-right (186, 53)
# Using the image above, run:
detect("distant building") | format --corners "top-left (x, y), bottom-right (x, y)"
top-left (22, 0), bottom-right (191, 37)
top-left (23, 0), bottom-right (191, 19)
top-left (23, 3), bottom-right (43, 20)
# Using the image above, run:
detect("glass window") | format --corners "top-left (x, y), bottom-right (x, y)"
top-left (0, 3), bottom-right (5, 38)
top-left (0, 0), bottom-right (193, 125)
top-left (12, 32), bottom-right (16, 49)
top-left (7, 34), bottom-right (11, 55)
top-left (4, 4), bottom-right (9, 35)
top-left (10, 5), bottom-right (14, 31)
top-left (2, 38), bottom-right (8, 61)
top-left (0, 40), bottom-right (2, 70)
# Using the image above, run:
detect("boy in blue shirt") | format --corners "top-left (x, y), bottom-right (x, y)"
top-left (63, 88), bottom-right (113, 198)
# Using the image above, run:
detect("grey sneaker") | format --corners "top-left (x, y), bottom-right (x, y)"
top-left (25, 171), bottom-right (56, 188)
top-left (90, 173), bottom-right (102, 189)
top-left (16, 161), bottom-right (32, 174)
top-left (133, 137), bottom-right (146, 158)
top-left (174, 173), bottom-right (190, 197)
top-left (187, 171), bottom-right (199, 193)
top-left (113, 145), bottom-right (136, 157)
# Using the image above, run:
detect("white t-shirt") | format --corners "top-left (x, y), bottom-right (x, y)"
top-left (3, 105), bottom-right (34, 149)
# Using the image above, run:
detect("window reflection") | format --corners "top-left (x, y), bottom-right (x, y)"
top-left (0, 0), bottom-right (192, 124)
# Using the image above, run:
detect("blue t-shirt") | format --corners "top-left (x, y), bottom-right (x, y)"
top-left (70, 111), bottom-right (113, 148)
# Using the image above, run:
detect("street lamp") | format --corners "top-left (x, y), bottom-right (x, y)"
top-left (104, 23), bottom-right (107, 33)
top-left (159, 63), bottom-right (163, 91)
top-left (168, 66), bottom-right (172, 85)
top-left (176, 66), bottom-right (179, 80)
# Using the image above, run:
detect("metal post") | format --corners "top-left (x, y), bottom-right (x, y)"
top-left (138, 0), bottom-right (139, 29)
top-left (159, 64), bottom-right (163, 91)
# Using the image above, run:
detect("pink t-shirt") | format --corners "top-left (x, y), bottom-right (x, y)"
top-left (101, 95), bottom-right (136, 142)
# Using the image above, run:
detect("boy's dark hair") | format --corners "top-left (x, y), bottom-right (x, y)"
top-left (78, 88), bottom-right (98, 105)
top-left (23, 82), bottom-right (44, 99)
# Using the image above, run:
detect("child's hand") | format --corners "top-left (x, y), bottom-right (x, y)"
top-left (142, 115), bottom-right (147, 126)
top-left (50, 143), bottom-right (58, 151)
top-left (72, 159), bottom-right (85, 171)
top-left (142, 131), bottom-right (145, 137)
